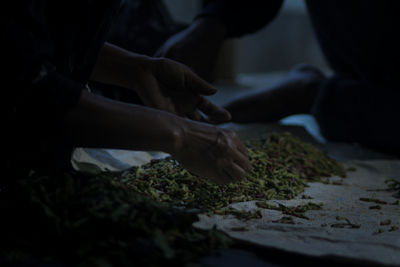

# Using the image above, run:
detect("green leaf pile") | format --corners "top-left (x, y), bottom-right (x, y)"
top-left (0, 132), bottom-right (346, 266)
top-left (111, 132), bottom-right (346, 214)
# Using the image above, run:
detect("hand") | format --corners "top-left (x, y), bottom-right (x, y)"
top-left (154, 18), bottom-right (227, 82)
top-left (67, 89), bottom-right (250, 184)
top-left (91, 43), bottom-right (230, 123)
top-left (171, 119), bottom-right (252, 184)
top-left (131, 57), bottom-right (231, 123)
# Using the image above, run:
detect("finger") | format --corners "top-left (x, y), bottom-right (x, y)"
top-left (147, 94), bottom-right (178, 115)
top-left (223, 129), bottom-right (249, 158)
top-left (187, 110), bottom-right (208, 123)
top-left (221, 130), bottom-right (251, 171)
top-left (184, 69), bottom-right (217, 96)
top-left (235, 139), bottom-right (249, 158)
top-left (225, 161), bottom-right (247, 181)
top-left (233, 151), bottom-right (252, 173)
top-left (198, 97), bottom-right (232, 123)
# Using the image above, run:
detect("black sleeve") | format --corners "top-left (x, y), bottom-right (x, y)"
top-left (2, 1), bottom-right (83, 123)
top-left (197, 0), bottom-right (284, 38)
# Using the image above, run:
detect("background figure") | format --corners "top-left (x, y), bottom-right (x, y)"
top-left (306, 1), bottom-right (400, 155)
top-left (157, 0), bottom-right (400, 156)
top-left (90, 0), bottom-right (185, 103)
top-left (2, 0), bottom-right (251, 183)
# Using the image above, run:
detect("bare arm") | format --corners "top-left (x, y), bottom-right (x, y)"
top-left (65, 90), bottom-right (251, 183)
top-left (65, 89), bottom-right (181, 153)
top-left (91, 43), bottom-right (231, 123)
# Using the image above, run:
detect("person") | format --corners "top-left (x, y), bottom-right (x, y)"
top-left (1, 0), bottom-right (251, 184)
top-left (156, 0), bottom-right (400, 156)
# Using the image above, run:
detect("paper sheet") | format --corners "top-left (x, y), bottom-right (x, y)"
top-left (71, 123), bottom-right (400, 265)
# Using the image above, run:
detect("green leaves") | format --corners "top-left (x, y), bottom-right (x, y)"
top-left (0, 172), bottom-right (232, 266)
top-left (0, 132), bottom-right (346, 266)
top-left (112, 132), bottom-right (345, 215)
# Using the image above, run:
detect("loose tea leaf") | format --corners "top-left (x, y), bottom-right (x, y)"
top-left (385, 179), bottom-right (400, 198)
top-left (374, 229), bottom-right (386, 234)
top-left (386, 179), bottom-right (400, 191)
top-left (256, 201), bottom-right (323, 220)
top-left (359, 198), bottom-right (387, 205)
top-left (347, 167), bottom-right (357, 172)
top-left (213, 207), bottom-right (263, 221)
top-left (111, 133), bottom-right (345, 215)
top-left (0, 132), bottom-right (347, 266)
top-left (272, 216), bottom-right (295, 224)
top-left (331, 217), bottom-right (360, 229)
top-left (369, 205), bottom-right (382, 210)
top-left (380, 219), bottom-right (392, 226)
top-left (367, 179), bottom-right (400, 198)
top-left (0, 172), bottom-right (232, 266)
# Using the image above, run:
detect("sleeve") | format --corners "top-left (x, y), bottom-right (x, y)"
top-left (2, 1), bottom-right (83, 123)
top-left (196, 0), bottom-right (284, 38)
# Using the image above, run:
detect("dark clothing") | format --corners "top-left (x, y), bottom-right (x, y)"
top-left (313, 75), bottom-right (400, 154)
top-left (108, 0), bottom-right (183, 56)
top-left (90, 0), bottom-right (183, 104)
top-left (2, 0), bottom-right (121, 174)
top-left (200, 0), bottom-right (400, 154)
top-left (306, 1), bottom-right (400, 154)
top-left (198, 0), bottom-right (284, 38)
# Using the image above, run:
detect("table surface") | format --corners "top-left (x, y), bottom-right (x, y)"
top-left (72, 73), bottom-right (400, 266)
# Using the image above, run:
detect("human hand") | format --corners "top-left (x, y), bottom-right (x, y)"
top-left (131, 57), bottom-right (231, 123)
top-left (154, 18), bottom-right (227, 82)
top-left (68, 88), bottom-right (249, 184)
top-left (170, 119), bottom-right (251, 184)
top-left (91, 42), bottom-right (230, 123)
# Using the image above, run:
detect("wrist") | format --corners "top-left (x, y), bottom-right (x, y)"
top-left (163, 115), bottom-right (187, 155)
top-left (67, 90), bottom-right (188, 154)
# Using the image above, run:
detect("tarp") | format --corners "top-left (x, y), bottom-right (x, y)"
top-left (72, 122), bottom-right (400, 266)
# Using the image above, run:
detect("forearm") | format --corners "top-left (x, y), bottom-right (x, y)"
top-left (64, 91), bottom-right (251, 184)
top-left (64, 90), bottom-right (182, 154)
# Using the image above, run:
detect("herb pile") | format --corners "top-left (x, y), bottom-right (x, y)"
top-left (0, 132), bottom-right (346, 266)
top-left (0, 172), bottom-right (232, 266)
top-left (111, 132), bottom-right (346, 214)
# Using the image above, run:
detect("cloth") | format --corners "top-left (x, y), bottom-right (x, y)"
top-left (2, 0), bottom-right (121, 173)
top-left (90, 0), bottom-right (184, 104)
top-left (195, 159), bottom-right (400, 266)
top-left (71, 122), bottom-right (400, 265)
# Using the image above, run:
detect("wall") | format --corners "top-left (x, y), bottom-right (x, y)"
top-left (164, 0), bottom-right (329, 77)
top-left (234, 0), bottom-right (328, 74)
